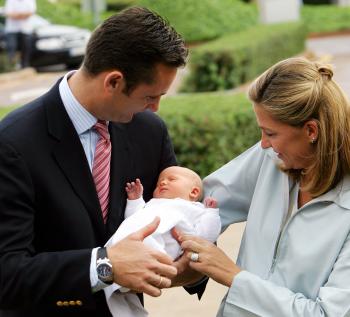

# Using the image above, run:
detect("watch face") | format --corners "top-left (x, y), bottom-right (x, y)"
top-left (97, 263), bottom-right (113, 282)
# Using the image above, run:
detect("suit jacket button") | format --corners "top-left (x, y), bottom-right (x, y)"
top-left (69, 301), bottom-right (76, 306)
top-left (76, 300), bottom-right (83, 306)
top-left (63, 301), bottom-right (69, 306)
top-left (56, 301), bottom-right (63, 307)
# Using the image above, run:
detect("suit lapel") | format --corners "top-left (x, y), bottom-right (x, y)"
top-left (106, 123), bottom-right (132, 237)
top-left (44, 82), bottom-right (106, 244)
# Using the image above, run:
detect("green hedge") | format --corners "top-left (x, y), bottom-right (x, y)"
top-left (302, 5), bottom-right (350, 34)
top-left (159, 92), bottom-right (260, 177)
top-left (0, 93), bottom-right (260, 177)
top-left (182, 22), bottom-right (306, 92)
top-left (137, 0), bottom-right (258, 43)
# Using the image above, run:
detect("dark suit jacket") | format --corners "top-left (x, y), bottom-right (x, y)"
top-left (0, 80), bottom-right (177, 317)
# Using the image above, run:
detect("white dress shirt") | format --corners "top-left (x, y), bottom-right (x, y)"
top-left (4, 0), bottom-right (36, 34)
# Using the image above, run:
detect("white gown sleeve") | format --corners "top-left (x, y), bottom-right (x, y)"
top-left (194, 207), bottom-right (221, 242)
top-left (124, 197), bottom-right (146, 218)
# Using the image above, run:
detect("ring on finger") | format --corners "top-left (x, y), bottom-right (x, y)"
top-left (156, 275), bottom-right (163, 287)
top-left (190, 252), bottom-right (199, 262)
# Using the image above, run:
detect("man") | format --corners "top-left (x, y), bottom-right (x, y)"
top-left (0, 7), bottom-right (197, 317)
top-left (4, 0), bottom-right (36, 68)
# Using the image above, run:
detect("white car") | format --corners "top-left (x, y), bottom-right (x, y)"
top-left (0, 9), bottom-right (91, 68)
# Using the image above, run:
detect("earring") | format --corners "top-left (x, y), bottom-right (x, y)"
top-left (311, 138), bottom-right (316, 144)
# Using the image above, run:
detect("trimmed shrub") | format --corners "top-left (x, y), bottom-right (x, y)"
top-left (0, 93), bottom-right (260, 177)
top-left (302, 4), bottom-right (350, 34)
top-left (137, 0), bottom-right (258, 43)
top-left (158, 92), bottom-right (260, 177)
top-left (183, 22), bottom-right (306, 92)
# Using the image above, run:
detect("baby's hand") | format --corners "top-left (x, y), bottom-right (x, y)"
top-left (204, 197), bottom-right (218, 208)
top-left (125, 178), bottom-right (143, 200)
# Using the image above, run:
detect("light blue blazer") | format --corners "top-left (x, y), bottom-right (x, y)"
top-left (204, 142), bottom-right (350, 317)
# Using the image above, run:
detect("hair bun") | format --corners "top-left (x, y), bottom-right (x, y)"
top-left (315, 62), bottom-right (333, 80)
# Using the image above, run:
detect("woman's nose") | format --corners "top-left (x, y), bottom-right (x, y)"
top-left (260, 134), bottom-right (271, 149)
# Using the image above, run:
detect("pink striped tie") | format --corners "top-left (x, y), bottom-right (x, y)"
top-left (92, 120), bottom-right (111, 224)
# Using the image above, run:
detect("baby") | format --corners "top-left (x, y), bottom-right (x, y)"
top-left (104, 166), bottom-right (221, 317)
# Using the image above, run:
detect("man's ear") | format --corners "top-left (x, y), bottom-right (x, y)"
top-left (189, 186), bottom-right (201, 201)
top-left (304, 119), bottom-right (319, 143)
top-left (104, 71), bottom-right (123, 92)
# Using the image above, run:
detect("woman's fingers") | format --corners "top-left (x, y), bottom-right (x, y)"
top-left (181, 239), bottom-right (208, 253)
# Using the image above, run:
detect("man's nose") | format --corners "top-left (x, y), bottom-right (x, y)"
top-left (147, 98), bottom-right (161, 112)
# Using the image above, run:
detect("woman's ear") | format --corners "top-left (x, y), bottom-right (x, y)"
top-left (104, 71), bottom-right (123, 93)
top-left (189, 186), bottom-right (201, 201)
top-left (304, 119), bottom-right (319, 144)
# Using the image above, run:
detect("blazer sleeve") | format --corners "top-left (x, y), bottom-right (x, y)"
top-left (0, 140), bottom-right (95, 310)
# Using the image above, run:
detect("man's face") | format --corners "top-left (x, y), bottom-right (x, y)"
top-left (104, 63), bottom-right (177, 123)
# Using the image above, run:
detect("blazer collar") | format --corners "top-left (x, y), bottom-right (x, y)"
top-left (45, 80), bottom-right (133, 242)
top-left (45, 80), bottom-right (107, 244)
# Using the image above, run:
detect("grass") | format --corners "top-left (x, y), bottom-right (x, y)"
top-left (0, 106), bottom-right (17, 119)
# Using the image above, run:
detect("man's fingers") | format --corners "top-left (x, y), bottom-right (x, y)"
top-left (142, 284), bottom-right (162, 297)
top-left (152, 259), bottom-right (178, 278)
top-left (150, 274), bottom-right (172, 288)
top-left (130, 217), bottom-right (160, 241)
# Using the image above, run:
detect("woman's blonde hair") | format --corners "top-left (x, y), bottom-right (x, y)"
top-left (248, 57), bottom-right (350, 196)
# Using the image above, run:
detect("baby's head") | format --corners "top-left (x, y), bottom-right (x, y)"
top-left (153, 166), bottom-right (202, 201)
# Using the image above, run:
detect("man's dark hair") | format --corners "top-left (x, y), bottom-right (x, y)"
top-left (83, 6), bottom-right (188, 93)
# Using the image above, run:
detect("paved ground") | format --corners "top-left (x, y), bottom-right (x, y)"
top-left (306, 35), bottom-right (350, 97)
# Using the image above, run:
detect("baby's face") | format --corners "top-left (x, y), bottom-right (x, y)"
top-left (153, 167), bottom-right (197, 200)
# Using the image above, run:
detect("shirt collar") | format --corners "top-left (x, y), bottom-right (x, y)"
top-left (312, 174), bottom-right (350, 210)
top-left (263, 143), bottom-right (350, 210)
top-left (59, 70), bottom-right (97, 135)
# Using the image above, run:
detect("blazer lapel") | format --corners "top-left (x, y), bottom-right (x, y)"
top-left (106, 123), bottom-right (132, 237)
top-left (44, 83), bottom-right (106, 244)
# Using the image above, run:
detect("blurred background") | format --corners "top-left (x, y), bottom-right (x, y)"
top-left (1, 1), bottom-right (350, 315)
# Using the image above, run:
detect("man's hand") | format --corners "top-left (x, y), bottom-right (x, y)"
top-left (107, 217), bottom-right (177, 297)
top-left (125, 178), bottom-right (143, 200)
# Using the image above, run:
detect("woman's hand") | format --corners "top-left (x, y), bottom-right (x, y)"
top-left (179, 234), bottom-right (242, 287)
top-left (171, 251), bottom-right (206, 287)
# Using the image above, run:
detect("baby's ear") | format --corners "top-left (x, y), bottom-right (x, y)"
top-left (189, 186), bottom-right (201, 201)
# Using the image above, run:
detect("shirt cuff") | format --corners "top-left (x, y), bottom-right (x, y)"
top-left (126, 197), bottom-right (144, 207)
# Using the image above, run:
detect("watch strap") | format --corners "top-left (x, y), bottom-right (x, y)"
top-left (97, 247), bottom-right (108, 261)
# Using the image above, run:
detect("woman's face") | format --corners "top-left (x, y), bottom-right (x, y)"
top-left (253, 104), bottom-right (315, 170)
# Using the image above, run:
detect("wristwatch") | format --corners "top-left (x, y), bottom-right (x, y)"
top-left (96, 247), bottom-right (113, 284)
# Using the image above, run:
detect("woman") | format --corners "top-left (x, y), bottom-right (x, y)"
top-left (179, 57), bottom-right (350, 316)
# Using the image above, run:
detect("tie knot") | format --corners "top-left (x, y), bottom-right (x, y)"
top-left (94, 120), bottom-right (110, 140)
